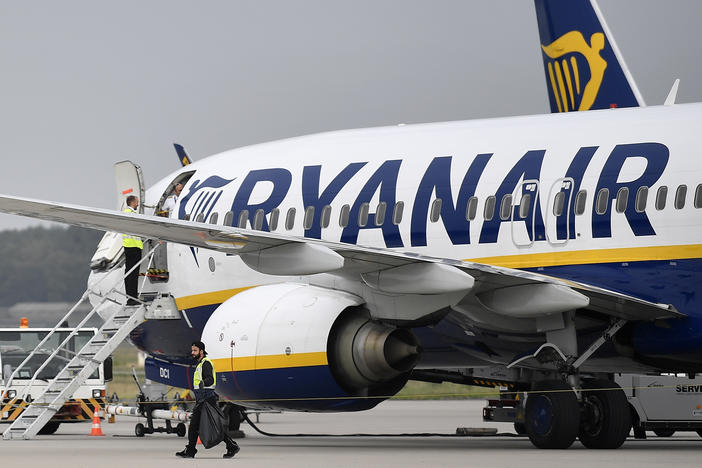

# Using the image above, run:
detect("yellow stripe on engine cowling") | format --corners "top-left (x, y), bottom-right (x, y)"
top-left (466, 244), bottom-right (702, 269)
top-left (212, 352), bottom-right (328, 372)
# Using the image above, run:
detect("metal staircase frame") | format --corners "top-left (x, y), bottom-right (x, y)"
top-left (1, 244), bottom-right (159, 440)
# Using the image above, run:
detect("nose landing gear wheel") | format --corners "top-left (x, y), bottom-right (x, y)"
top-left (525, 380), bottom-right (580, 449)
top-left (578, 379), bottom-right (631, 449)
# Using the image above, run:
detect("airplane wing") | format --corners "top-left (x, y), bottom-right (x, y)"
top-left (0, 194), bottom-right (681, 323)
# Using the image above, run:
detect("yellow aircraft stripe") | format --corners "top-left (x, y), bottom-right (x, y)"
top-left (212, 352), bottom-right (328, 372)
top-left (175, 286), bottom-right (256, 310)
top-left (570, 56), bottom-right (581, 95)
top-left (561, 59), bottom-right (575, 110)
top-left (554, 60), bottom-right (569, 112)
top-left (547, 62), bottom-right (563, 112)
top-left (466, 244), bottom-right (702, 269)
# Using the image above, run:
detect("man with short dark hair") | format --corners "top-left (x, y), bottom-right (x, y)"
top-left (161, 183), bottom-right (183, 215)
top-left (122, 196), bottom-right (142, 306)
top-left (176, 341), bottom-right (240, 459)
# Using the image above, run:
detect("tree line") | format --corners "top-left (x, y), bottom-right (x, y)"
top-left (0, 226), bottom-right (103, 306)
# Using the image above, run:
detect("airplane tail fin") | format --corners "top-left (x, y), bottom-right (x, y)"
top-left (174, 143), bottom-right (193, 166)
top-left (534, 0), bottom-right (645, 112)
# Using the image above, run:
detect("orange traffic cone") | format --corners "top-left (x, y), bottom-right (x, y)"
top-left (197, 436), bottom-right (202, 445)
top-left (89, 406), bottom-right (105, 436)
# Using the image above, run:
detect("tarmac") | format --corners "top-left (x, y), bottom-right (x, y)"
top-left (1, 400), bottom-right (701, 467)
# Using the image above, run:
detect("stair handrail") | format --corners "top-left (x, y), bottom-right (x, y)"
top-left (0, 244), bottom-right (159, 401)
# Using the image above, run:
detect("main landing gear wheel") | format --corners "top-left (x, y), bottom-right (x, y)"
top-left (135, 423), bottom-right (145, 437)
top-left (578, 379), bottom-right (631, 449)
top-left (176, 423), bottom-right (187, 437)
top-left (525, 380), bottom-right (580, 449)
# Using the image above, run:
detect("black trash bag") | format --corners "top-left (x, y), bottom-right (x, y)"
top-left (199, 400), bottom-right (225, 449)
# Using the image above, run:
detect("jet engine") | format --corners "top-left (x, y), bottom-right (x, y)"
top-left (201, 283), bottom-right (421, 411)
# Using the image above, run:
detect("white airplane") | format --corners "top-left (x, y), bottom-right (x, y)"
top-left (0, 0), bottom-right (699, 450)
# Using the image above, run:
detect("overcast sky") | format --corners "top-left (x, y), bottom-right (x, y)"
top-left (1, 0), bottom-right (701, 230)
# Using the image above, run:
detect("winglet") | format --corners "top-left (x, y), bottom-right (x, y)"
top-left (664, 79), bottom-right (680, 106)
top-left (173, 143), bottom-right (193, 166)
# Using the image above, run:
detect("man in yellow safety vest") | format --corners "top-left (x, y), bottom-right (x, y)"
top-left (122, 195), bottom-right (143, 306)
top-left (176, 341), bottom-right (240, 459)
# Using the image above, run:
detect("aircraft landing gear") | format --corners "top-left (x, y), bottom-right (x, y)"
top-left (523, 378), bottom-right (631, 449)
top-left (578, 379), bottom-right (631, 449)
top-left (524, 380), bottom-right (580, 449)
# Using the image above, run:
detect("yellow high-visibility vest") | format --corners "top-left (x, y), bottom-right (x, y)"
top-left (122, 207), bottom-right (143, 249)
top-left (193, 357), bottom-right (217, 389)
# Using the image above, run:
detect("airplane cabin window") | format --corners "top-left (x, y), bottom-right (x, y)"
top-left (304, 206), bottom-right (315, 230)
top-left (375, 202), bottom-right (387, 226)
top-left (253, 209), bottom-right (265, 230)
top-left (223, 211), bottom-right (234, 226)
top-left (553, 192), bottom-right (565, 216)
top-left (484, 196), bottom-right (496, 221)
top-left (358, 203), bottom-right (370, 227)
top-left (339, 204), bottom-right (350, 227)
top-left (675, 185), bottom-right (687, 209)
top-left (195, 213), bottom-right (205, 223)
top-left (321, 205), bottom-right (332, 228)
top-left (519, 194), bottom-right (531, 218)
top-left (285, 207), bottom-right (296, 230)
top-left (466, 197), bottom-right (478, 221)
top-left (574, 190), bottom-right (587, 215)
top-left (695, 184), bottom-right (702, 209)
top-left (635, 187), bottom-right (648, 213)
top-left (269, 208), bottom-right (279, 231)
top-left (616, 187), bottom-right (629, 213)
top-left (656, 186), bottom-right (668, 210)
top-left (500, 194), bottom-right (512, 220)
top-left (237, 210), bottom-right (249, 228)
top-left (595, 188), bottom-right (609, 215)
top-left (209, 212), bottom-right (219, 224)
top-left (430, 199), bottom-right (442, 223)
top-left (392, 201), bottom-right (404, 225)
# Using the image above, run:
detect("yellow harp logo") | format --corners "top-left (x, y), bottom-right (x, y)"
top-left (541, 31), bottom-right (607, 112)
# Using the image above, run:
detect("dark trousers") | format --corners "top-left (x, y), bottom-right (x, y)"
top-left (124, 247), bottom-right (142, 303)
top-left (186, 397), bottom-right (238, 452)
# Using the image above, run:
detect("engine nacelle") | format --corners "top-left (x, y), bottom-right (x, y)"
top-left (202, 283), bottom-right (421, 411)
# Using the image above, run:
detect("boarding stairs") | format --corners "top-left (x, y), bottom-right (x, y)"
top-left (1, 244), bottom-right (166, 440)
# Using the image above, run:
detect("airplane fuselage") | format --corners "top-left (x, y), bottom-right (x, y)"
top-left (113, 103), bottom-right (702, 393)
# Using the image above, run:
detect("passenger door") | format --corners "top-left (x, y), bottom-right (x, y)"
top-left (114, 161), bottom-right (145, 213)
